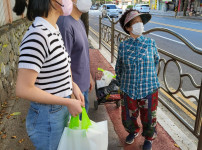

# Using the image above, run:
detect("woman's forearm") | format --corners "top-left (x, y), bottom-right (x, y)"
top-left (16, 84), bottom-right (71, 106)
top-left (15, 68), bottom-right (71, 107)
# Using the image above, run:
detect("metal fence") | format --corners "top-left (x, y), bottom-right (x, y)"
top-left (0, 0), bottom-right (25, 27)
top-left (98, 16), bottom-right (202, 150)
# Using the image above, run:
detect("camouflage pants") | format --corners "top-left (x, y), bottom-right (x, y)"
top-left (121, 90), bottom-right (158, 140)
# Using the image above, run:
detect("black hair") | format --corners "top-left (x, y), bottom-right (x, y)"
top-left (119, 9), bottom-right (139, 35)
top-left (13, 0), bottom-right (52, 21)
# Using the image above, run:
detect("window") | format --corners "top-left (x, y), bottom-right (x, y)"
top-left (141, 5), bottom-right (149, 7)
top-left (107, 5), bottom-right (117, 9)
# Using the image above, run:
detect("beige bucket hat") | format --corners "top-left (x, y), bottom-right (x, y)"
top-left (124, 10), bottom-right (151, 26)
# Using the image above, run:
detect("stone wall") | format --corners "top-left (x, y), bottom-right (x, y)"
top-left (0, 19), bottom-right (31, 107)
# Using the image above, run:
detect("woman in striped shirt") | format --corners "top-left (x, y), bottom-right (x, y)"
top-left (13, 0), bottom-right (84, 149)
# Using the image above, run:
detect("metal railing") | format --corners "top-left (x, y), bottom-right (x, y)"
top-left (0, 0), bottom-right (25, 27)
top-left (98, 15), bottom-right (202, 150)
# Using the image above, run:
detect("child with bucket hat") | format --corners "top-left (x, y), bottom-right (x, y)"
top-left (115, 10), bottom-right (160, 150)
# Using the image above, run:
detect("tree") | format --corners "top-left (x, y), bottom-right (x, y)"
top-left (81, 13), bottom-right (89, 37)
top-left (183, 0), bottom-right (188, 16)
top-left (92, 0), bottom-right (113, 5)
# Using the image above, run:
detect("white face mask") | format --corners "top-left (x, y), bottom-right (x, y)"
top-left (75, 0), bottom-right (92, 13)
top-left (131, 22), bottom-right (144, 36)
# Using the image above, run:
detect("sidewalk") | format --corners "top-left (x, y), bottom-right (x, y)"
top-left (0, 49), bottom-right (180, 150)
top-left (150, 9), bottom-right (202, 21)
top-left (89, 48), bottom-right (180, 150)
top-left (0, 84), bottom-right (122, 149)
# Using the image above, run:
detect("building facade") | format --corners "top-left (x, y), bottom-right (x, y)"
top-left (149, 0), bottom-right (201, 15)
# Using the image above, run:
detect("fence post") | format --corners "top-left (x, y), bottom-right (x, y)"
top-left (99, 15), bottom-right (102, 49)
top-left (195, 80), bottom-right (202, 133)
top-left (198, 122), bottom-right (202, 150)
top-left (111, 18), bottom-right (115, 63)
top-left (197, 80), bottom-right (202, 150)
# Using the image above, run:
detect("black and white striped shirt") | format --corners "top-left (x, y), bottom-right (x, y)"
top-left (19, 17), bottom-right (72, 97)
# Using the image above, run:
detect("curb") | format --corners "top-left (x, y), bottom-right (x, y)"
top-left (150, 13), bottom-right (202, 21)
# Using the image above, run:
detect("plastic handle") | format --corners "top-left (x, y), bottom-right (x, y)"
top-left (69, 107), bottom-right (92, 130)
top-left (81, 108), bottom-right (91, 129)
top-left (98, 67), bottom-right (116, 78)
top-left (69, 115), bottom-right (79, 129)
top-left (97, 67), bottom-right (104, 72)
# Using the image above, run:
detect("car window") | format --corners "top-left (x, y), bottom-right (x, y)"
top-left (141, 5), bottom-right (149, 7)
top-left (107, 5), bottom-right (117, 9)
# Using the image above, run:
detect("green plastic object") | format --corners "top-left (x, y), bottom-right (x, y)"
top-left (69, 115), bottom-right (79, 129)
top-left (97, 67), bottom-right (116, 79)
top-left (97, 67), bottom-right (104, 72)
top-left (69, 107), bottom-right (92, 130)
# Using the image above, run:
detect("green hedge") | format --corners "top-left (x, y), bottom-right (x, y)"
top-left (127, 5), bottom-right (134, 9)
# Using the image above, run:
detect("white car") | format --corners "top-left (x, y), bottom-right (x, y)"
top-left (117, 7), bottom-right (123, 14)
top-left (91, 5), bottom-right (98, 10)
top-left (99, 5), bottom-right (103, 11)
top-left (102, 4), bottom-right (119, 18)
top-left (133, 4), bottom-right (150, 13)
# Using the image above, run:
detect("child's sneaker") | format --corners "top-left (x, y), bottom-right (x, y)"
top-left (143, 140), bottom-right (152, 150)
top-left (125, 132), bottom-right (139, 144)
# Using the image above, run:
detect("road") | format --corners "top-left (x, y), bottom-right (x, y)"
top-left (88, 10), bottom-right (202, 136)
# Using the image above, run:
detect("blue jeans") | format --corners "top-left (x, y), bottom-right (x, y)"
top-left (26, 97), bottom-right (70, 150)
top-left (82, 89), bottom-right (89, 113)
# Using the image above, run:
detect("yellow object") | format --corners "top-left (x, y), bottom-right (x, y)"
top-left (155, 0), bottom-right (157, 9)
top-left (3, 44), bottom-right (8, 48)
top-left (174, 144), bottom-right (180, 148)
top-left (10, 112), bottom-right (21, 116)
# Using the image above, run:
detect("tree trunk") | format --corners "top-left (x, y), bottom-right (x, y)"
top-left (180, 0), bottom-right (184, 11)
top-left (81, 12), bottom-right (89, 37)
top-left (183, 0), bottom-right (188, 16)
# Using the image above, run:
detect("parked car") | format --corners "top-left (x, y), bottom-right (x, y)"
top-left (102, 4), bottom-right (119, 18)
top-left (133, 4), bottom-right (150, 13)
top-left (117, 7), bottom-right (123, 14)
top-left (99, 5), bottom-right (103, 11)
top-left (91, 5), bottom-right (98, 10)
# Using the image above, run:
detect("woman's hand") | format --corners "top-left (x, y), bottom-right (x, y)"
top-left (66, 99), bottom-right (82, 117)
top-left (72, 82), bottom-right (85, 107)
top-left (89, 74), bottom-right (94, 93)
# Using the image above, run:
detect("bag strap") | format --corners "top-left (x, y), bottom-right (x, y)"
top-left (81, 108), bottom-right (91, 129)
top-left (69, 107), bottom-right (92, 130)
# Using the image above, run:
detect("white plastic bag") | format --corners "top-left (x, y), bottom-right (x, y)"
top-left (58, 121), bottom-right (108, 150)
top-left (57, 108), bottom-right (108, 150)
top-left (96, 68), bottom-right (116, 89)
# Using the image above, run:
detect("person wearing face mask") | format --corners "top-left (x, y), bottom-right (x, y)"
top-left (13, 0), bottom-right (85, 149)
top-left (57, 0), bottom-right (93, 113)
top-left (115, 10), bottom-right (160, 150)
